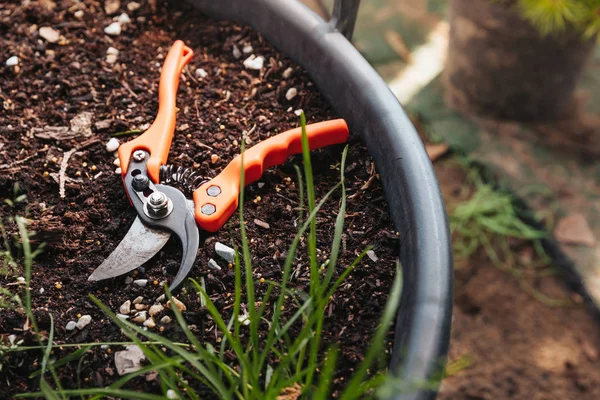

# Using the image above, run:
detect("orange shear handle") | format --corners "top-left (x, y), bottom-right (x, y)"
top-left (193, 119), bottom-right (350, 232)
top-left (118, 40), bottom-right (194, 182)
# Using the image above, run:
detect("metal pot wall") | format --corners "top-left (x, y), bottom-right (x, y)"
top-left (184, 1), bottom-right (454, 399)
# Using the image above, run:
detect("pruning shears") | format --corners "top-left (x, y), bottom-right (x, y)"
top-left (88, 40), bottom-right (350, 291)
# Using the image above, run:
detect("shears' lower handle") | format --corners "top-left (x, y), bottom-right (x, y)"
top-left (119, 40), bottom-right (193, 182)
top-left (193, 119), bottom-right (349, 232)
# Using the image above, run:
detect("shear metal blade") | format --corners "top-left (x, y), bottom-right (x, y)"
top-left (88, 217), bottom-right (171, 281)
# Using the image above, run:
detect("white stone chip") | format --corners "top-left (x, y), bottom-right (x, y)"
top-left (215, 242), bottom-right (235, 263)
top-left (117, 13), bottom-right (131, 24)
top-left (39, 27), bottom-right (60, 43)
top-left (195, 68), bottom-right (208, 78)
top-left (133, 279), bottom-right (147, 287)
top-left (257, 182), bottom-right (265, 189)
top-left (74, 10), bottom-right (84, 19)
top-left (148, 304), bottom-right (164, 316)
top-left (106, 54), bottom-right (118, 64)
top-left (132, 311), bottom-right (147, 323)
top-left (114, 345), bottom-right (145, 376)
top-left (6, 56), bottom-right (19, 67)
top-left (107, 47), bottom-right (120, 55)
top-left (160, 315), bottom-right (172, 324)
top-left (115, 167), bottom-right (122, 174)
top-left (167, 389), bottom-right (177, 399)
top-left (132, 296), bottom-right (144, 305)
top-left (285, 87), bottom-right (298, 101)
top-left (65, 321), bottom-right (77, 331)
top-left (127, 2), bottom-right (141, 11)
top-left (76, 315), bottom-right (92, 329)
top-left (243, 55), bottom-right (264, 70)
top-left (366, 250), bottom-right (379, 262)
top-left (294, 109), bottom-right (304, 116)
top-left (282, 67), bottom-right (293, 79)
top-left (104, 22), bottom-right (122, 36)
top-left (119, 300), bottom-right (131, 315)
top-left (106, 137), bottom-right (120, 152)
top-left (143, 318), bottom-right (156, 328)
top-left (242, 45), bottom-right (253, 54)
top-left (16, 276), bottom-right (25, 283)
top-left (208, 258), bottom-right (222, 271)
top-left (116, 313), bottom-right (130, 320)
top-left (113, 158), bottom-right (121, 167)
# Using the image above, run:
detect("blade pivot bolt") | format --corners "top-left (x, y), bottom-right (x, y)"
top-left (201, 204), bottom-right (216, 215)
top-left (132, 174), bottom-right (150, 191)
top-left (133, 151), bottom-right (146, 162)
top-left (207, 186), bottom-right (221, 197)
top-left (147, 192), bottom-right (170, 217)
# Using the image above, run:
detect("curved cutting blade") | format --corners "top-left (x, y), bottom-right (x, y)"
top-left (88, 217), bottom-right (171, 281)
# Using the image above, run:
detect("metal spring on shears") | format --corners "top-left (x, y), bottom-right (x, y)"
top-left (159, 165), bottom-right (208, 197)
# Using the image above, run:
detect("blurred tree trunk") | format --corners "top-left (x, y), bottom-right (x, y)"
top-left (444, 0), bottom-right (594, 121)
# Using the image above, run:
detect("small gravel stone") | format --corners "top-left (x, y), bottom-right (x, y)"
top-left (115, 167), bottom-right (122, 174)
top-left (104, 22), bottom-right (122, 36)
top-left (74, 10), bottom-right (84, 18)
top-left (160, 315), bottom-right (172, 324)
top-left (116, 314), bottom-right (129, 320)
top-left (208, 258), bottom-right (222, 271)
top-left (195, 68), bottom-right (208, 78)
top-left (215, 242), bottom-right (236, 263)
top-left (134, 279), bottom-right (148, 287)
top-left (257, 182), bottom-right (265, 189)
top-left (148, 304), bottom-right (164, 316)
top-left (39, 27), bottom-right (60, 43)
top-left (282, 67), bottom-right (293, 79)
top-left (211, 154), bottom-right (219, 164)
top-left (134, 303), bottom-right (147, 311)
top-left (242, 45), bottom-right (253, 54)
top-left (124, 276), bottom-right (133, 284)
top-left (127, 1), bottom-right (141, 11)
top-left (106, 54), bottom-right (118, 64)
top-left (76, 315), bottom-right (92, 329)
top-left (166, 297), bottom-right (186, 312)
top-left (117, 13), bottom-right (131, 24)
top-left (114, 345), bottom-right (145, 376)
top-left (143, 318), bottom-right (156, 328)
top-left (105, 0), bottom-right (121, 14)
top-left (167, 389), bottom-right (177, 399)
top-left (285, 87), bottom-right (298, 101)
top-left (132, 296), bottom-right (143, 305)
top-left (132, 311), bottom-right (147, 323)
top-left (106, 137), bottom-right (120, 152)
top-left (65, 321), bottom-right (77, 331)
top-left (232, 45), bottom-right (242, 59)
top-left (119, 300), bottom-right (131, 314)
top-left (113, 158), bottom-right (121, 167)
top-left (243, 55), bottom-right (264, 70)
top-left (6, 56), bottom-right (19, 67)
top-left (107, 47), bottom-right (120, 55)
top-left (366, 250), bottom-right (379, 262)
top-left (156, 294), bottom-right (166, 303)
top-left (16, 276), bottom-right (25, 283)
top-left (254, 219), bottom-right (270, 229)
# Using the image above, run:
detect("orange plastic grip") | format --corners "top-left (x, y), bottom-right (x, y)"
top-left (193, 119), bottom-right (350, 232)
top-left (118, 40), bottom-right (193, 182)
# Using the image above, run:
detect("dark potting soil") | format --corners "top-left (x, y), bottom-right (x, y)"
top-left (0, 0), bottom-right (399, 397)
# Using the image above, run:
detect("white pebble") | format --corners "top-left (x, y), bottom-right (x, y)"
top-left (16, 276), bottom-right (25, 283)
top-left (160, 315), bottom-right (172, 324)
top-left (39, 287), bottom-right (45, 294)
top-left (74, 10), bottom-right (84, 19)
top-left (104, 22), bottom-right (122, 36)
top-left (113, 158), bottom-right (121, 167)
top-left (132, 296), bottom-right (144, 305)
top-left (232, 45), bottom-right (241, 59)
top-left (132, 311), bottom-right (147, 323)
top-left (106, 137), bottom-right (120, 152)
top-left (156, 294), bottom-right (166, 303)
top-left (106, 54), bottom-right (118, 64)
top-left (76, 315), bottom-right (92, 329)
top-left (166, 297), bottom-right (186, 312)
top-left (143, 318), bottom-right (156, 328)
top-left (134, 279), bottom-right (147, 287)
top-left (366, 250), bottom-right (379, 262)
top-left (215, 242), bottom-right (236, 263)
top-left (257, 182), bottom-right (265, 189)
top-left (208, 258), bottom-right (222, 271)
top-left (39, 27), bottom-right (60, 43)
top-left (285, 87), bottom-right (298, 101)
top-left (116, 313), bottom-right (130, 320)
top-left (107, 47), bottom-right (120, 56)
top-left (294, 109), bottom-right (304, 116)
top-left (282, 67), bottom-right (293, 79)
top-left (167, 389), bottom-right (177, 399)
top-left (195, 68), bottom-right (208, 78)
top-left (287, 107), bottom-right (293, 112)
top-left (243, 55), bottom-right (264, 70)
top-left (135, 303), bottom-right (147, 311)
top-left (117, 13), bottom-right (131, 24)
top-left (148, 304), bottom-right (164, 316)
top-left (6, 56), bottom-right (19, 67)
top-left (242, 45), bottom-right (253, 54)
top-left (238, 313), bottom-right (251, 326)
top-left (65, 321), bottom-right (77, 331)
top-left (127, 2), bottom-right (141, 11)
top-left (115, 167), bottom-right (122, 174)
top-left (8, 335), bottom-right (17, 345)
top-left (119, 300), bottom-right (131, 315)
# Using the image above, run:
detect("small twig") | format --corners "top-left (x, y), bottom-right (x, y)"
top-left (58, 149), bottom-right (76, 198)
top-left (121, 80), bottom-right (138, 99)
top-left (194, 140), bottom-right (213, 151)
top-left (0, 148), bottom-right (49, 170)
